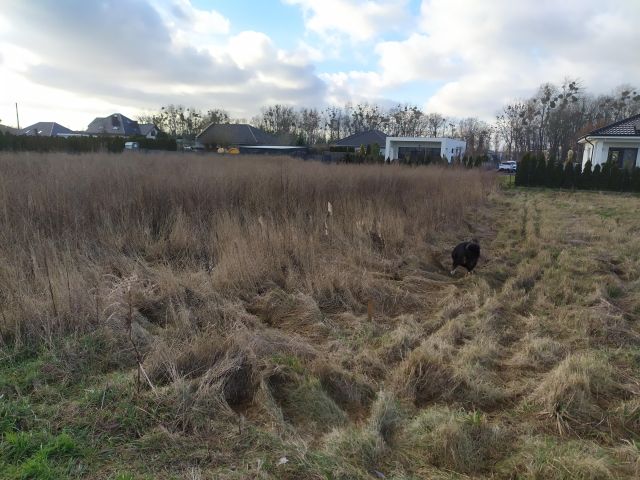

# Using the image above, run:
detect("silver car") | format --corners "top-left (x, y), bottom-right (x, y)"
top-left (498, 160), bottom-right (517, 172)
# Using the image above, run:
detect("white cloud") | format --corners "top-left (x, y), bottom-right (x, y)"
top-left (323, 0), bottom-right (640, 119)
top-left (0, 0), bottom-right (327, 128)
top-left (284, 0), bottom-right (411, 42)
top-left (2, 0), bottom-right (640, 128)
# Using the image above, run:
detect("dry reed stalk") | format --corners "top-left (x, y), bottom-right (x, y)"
top-left (63, 252), bottom-right (72, 315)
top-left (42, 244), bottom-right (58, 318)
top-left (324, 201), bottom-right (333, 236)
top-left (126, 286), bottom-right (155, 394)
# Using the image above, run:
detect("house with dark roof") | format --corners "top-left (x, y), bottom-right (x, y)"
top-left (579, 113), bottom-right (640, 170)
top-left (19, 122), bottom-right (73, 137)
top-left (139, 123), bottom-right (161, 139)
top-left (87, 113), bottom-right (141, 136)
top-left (0, 124), bottom-right (18, 135)
top-left (196, 123), bottom-right (280, 148)
top-left (333, 130), bottom-right (387, 156)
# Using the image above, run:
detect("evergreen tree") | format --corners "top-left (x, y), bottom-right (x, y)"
top-left (621, 168), bottom-right (631, 192)
top-left (551, 161), bottom-right (563, 188)
top-left (582, 160), bottom-right (593, 190)
top-left (517, 153), bottom-right (531, 186)
top-left (593, 164), bottom-right (602, 190)
top-left (607, 162), bottom-right (622, 191)
top-left (534, 155), bottom-right (547, 186)
top-left (573, 163), bottom-right (583, 190)
top-left (562, 162), bottom-right (575, 189)
top-left (631, 168), bottom-right (640, 192)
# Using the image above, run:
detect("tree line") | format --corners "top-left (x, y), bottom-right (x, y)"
top-left (138, 103), bottom-right (492, 156)
top-left (495, 80), bottom-right (640, 163)
top-left (140, 81), bottom-right (638, 161)
top-left (515, 153), bottom-right (640, 192)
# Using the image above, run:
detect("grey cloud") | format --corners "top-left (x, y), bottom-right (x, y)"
top-left (26, 62), bottom-right (326, 119)
top-left (2, 0), bottom-right (246, 85)
top-left (1, 0), bottom-right (328, 115)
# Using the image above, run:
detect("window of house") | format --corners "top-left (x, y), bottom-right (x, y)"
top-left (607, 148), bottom-right (639, 170)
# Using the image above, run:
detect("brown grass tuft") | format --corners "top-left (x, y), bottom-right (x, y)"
top-left (530, 353), bottom-right (624, 434)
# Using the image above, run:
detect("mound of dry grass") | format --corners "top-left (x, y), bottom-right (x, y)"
top-left (247, 289), bottom-right (328, 337)
top-left (507, 437), bottom-right (617, 480)
top-left (530, 353), bottom-right (624, 434)
top-left (321, 391), bottom-right (403, 474)
top-left (401, 406), bottom-right (506, 474)
top-left (511, 334), bottom-right (567, 370)
top-left (312, 361), bottom-right (376, 412)
top-left (392, 340), bottom-right (458, 406)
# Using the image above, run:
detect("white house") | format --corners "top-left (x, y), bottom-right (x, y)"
top-left (579, 113), bottom-right (640, 170)
top-left (384, 136), bottom-right (466, 163)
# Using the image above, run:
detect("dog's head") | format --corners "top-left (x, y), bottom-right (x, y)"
top-left (466, 241), bottom-right (480, 255)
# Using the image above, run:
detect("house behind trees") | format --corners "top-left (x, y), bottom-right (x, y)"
top-left (579, 113), bottom-right (640, 170)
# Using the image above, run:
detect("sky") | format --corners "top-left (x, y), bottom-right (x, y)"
top-left (1, 0), bottom-right (639, 130)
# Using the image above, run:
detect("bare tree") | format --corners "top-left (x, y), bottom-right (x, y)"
top-left (256, 104), bottom-right (298, 136)
top-left (457, 118), bottom-right (491, 155)
top-left (298, 108), bottom-right (322, 145)
top-left (425, 112), bottom-right (446, 137)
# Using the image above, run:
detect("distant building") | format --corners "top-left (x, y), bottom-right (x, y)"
top-left (87, 113), bottom-right (141, 136)
top-left (238, 145), bottom-right (308, 156)
top-left (19, 122), bottom-right (73, 137)
top-left (385, 136), bottom-right (466, 163)
top-left (334, 130), bottom-right (387, 156)
top-left (579, 113), bottom-right (640, 170)
top-left (139, 123), bottom-right (160, 139)
top-left (0, 124), bottom-right (18, 135)
top-left (196, 123), bottom-right (280, 148)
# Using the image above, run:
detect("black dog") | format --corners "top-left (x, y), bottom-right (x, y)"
top-left (451, 239), bottom-right (480, 275)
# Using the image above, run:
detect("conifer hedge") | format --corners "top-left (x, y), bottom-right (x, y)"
top-left (514, 152), bottom-right (640, 192)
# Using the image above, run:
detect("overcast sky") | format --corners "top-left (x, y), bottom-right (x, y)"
top-left (1, 0), bottom-right (639, 130)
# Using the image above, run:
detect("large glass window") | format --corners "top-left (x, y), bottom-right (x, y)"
top-left (607, 148), bottom-right (639, 170)
top-left (398, 146), bottom-right (441, 161)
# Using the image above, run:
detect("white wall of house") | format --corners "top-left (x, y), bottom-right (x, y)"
top-left (580, 137), bottom-right (640, 169)
top-left (384, 137), bottom-right (466, 163)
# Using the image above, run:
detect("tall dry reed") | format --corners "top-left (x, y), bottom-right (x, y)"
top-left (0, 152), bottom-right (493, 348)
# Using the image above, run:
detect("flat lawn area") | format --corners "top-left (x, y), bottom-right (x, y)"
top-left (1, 154), bottom-right (639, 479)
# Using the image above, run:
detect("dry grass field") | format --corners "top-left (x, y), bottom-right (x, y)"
top-left (1, 153), bottom-right (639, 479)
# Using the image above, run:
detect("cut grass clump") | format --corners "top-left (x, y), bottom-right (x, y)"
top-left (392, 341), bottom-right (457, 407)
top-left (530, 353), bottom-right (624, 434)
top-left (401, 406), bottom-right (505, 474)
top-left (317, 392), bottom-right (402, 476)
top-left (322, 426), bottom-right (384, 475)
top-left (378, 324), bottom-right (421, 363)
top-left (247, 289), bottom-right (327, 334)
top-left (145, 334), bottom-right (226, 385)
top-left (267, 367), bottom-right (347, 430)
top-left (505, 437), bottom-right (617, 479)
top-left (312, 362), bottom-right (375, 412)
top-left (393, 337), bottom-right (506, 408)
top-left (511, 334), bottom-right (567, 370)
top-left (366, 391), bottom-right (403, 445)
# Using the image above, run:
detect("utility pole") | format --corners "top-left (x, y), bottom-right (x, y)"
top-left (15, 103), bottom-right (20, 130)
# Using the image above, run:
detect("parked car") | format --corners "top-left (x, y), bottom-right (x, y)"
top-left (498, 160), bottom-right (517, 172)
